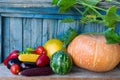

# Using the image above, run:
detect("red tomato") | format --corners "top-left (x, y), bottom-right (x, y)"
top-left (35, 46), bottom-right (47, 55)
top-left (10, 64), bottom-right (21, 75)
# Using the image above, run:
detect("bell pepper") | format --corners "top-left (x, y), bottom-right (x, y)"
top-left (3, 50), bottom-right (19, 66)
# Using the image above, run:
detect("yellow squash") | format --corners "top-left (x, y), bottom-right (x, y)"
top-left (44, 39), bottom-right (63, 58)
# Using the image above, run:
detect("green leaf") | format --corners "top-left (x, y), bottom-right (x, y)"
top-left (53, 0), bottom-right (77, 13)
top-left (60, 27), bottom-right (78, 48)
top-left (104, 6), bottom-right (120, 29)
top-left (61, 18), bottom-right (75, 23)
top-left (52, 0), bottom-right (59, 5)
top-left (103, 28), bottom-right (120, 44)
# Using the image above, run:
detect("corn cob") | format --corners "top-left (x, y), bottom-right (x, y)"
top-left (18, 53), bottom-right (39, 62)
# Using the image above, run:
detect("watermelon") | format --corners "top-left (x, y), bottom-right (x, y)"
top-left (50, 50), bottom-right (72, 75)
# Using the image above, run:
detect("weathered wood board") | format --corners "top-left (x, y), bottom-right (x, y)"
top-left (0, 16), bottom-right (2, 63)
top-left (0, 64), bottom-right (120, 80)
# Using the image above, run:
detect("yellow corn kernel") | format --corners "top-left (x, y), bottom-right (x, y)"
top-left (18, 54), bottom-right (39, 62)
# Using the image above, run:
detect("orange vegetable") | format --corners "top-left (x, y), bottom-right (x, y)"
top-left (67, 34), bottom-right (120, 72)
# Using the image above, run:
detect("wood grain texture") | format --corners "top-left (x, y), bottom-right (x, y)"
top-left (42, 19), bottom-right (49, 45)
top-left (3, 18), bottom-right (10, 59)
top-left (9, 18), bottom-right (22, 52)
top-left (23, 18), bottom-right (32, 51)
top-left (79, 23), bottom-right (107, 33)
top-left (0, 16), bottom-right (2, 62)
top-left (1, 13), bottom-right (80, 20)
top-left (0, 64), bottom-right (120, 80)
top-left (115, 22), bottom-right (120, 35)
top-left (0, 0), bottom-right (51, 7)
top-left (0, 78), bottom-right (120, 80)
top-left (0, 0), bottom-right (119, 8)
top-left (31, 18), bottom-right (43, 48)
top-left (0, 0), bottom-right (51, 3)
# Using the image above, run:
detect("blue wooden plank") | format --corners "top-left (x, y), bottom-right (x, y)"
top-left (0, 1), bottom-right (119, 9)
top-left (49, 19), bottom-right (58, 39)
top-left (9, 18), bottom-right (22, 52)
top-left (31, 18), bottom-right (43, 48)
top-left (42, 19), bottom-right (59, 45)
top-left (64, 22), bottom-right (76, 33)
top-left (0, 0), bottom-right (51, 3)
top-left (0, 16), bottom-right (2, 63)
top-left (57, 21), bottom-right (78, 38)
top-left (0, 7), bottom-right (79, 15)
top-left (115, 23), bottom-right (120, 35)
top-left (3, 18), bottom-right (10, 60)
top-left (79, 23), bottom-right (107, 33)
top-left (23, 18), bottom-right (31, 51)
top-left (75, 20), bottom-right (81, 34)
top-left (57, 20), bottom-right (65, 38)
top-left (1, 13), bottom-right (81, 20)
top-left (42, 19), bottom-right (49, 45)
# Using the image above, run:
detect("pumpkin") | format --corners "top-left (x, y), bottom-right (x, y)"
top-left (67, 34), bottom-right (120, 72)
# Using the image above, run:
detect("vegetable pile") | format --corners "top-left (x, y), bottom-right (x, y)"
top-left (4, 46), bottom-right (52, 76)
top-left (3, 0), bottom-right (120, 76)
top-left (4, 28), bottom-right (77, 76)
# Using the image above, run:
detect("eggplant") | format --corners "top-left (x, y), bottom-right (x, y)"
top-left (7, 58), bottom-right (21, 69)
top-left (20, 62), bottom-right (37, 70)
top-left (19, 67), bottom-right (53, 76)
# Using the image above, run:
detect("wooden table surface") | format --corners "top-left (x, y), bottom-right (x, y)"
top-left (0, 64), bottom-right (120, 80)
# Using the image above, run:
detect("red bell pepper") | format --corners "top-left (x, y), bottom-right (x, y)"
top-left (3, 50), bottom-right (19, 66)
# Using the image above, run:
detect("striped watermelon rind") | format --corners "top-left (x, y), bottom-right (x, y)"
top-left (50, 50), bottom-right (73, 75)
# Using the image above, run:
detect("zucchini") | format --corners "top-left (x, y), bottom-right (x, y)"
top-left (19, 67), bottom-right (52, 76)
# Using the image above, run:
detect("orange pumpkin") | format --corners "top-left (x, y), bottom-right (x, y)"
top-left (67, 34), bottom-right (120, 72)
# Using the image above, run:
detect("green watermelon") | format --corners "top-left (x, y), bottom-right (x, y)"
top-left (50, 50), bottom-right (73, 75)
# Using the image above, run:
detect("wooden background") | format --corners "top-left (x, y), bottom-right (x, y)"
top-left (0, 0), bottom-right (120, 80)
top-left (0, 0), bottom-right (120, 63)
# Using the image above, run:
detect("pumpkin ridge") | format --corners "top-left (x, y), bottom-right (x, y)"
top-left (93, 38), bottom-right (98, 69)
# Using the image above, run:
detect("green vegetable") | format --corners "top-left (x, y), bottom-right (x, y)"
top-left (25, 47), bottom-right (34, 52)
top-left (52, 0), bottom-right (120, 44)
top-left (103, 28), bottom-right (120, 44)
top-left (50, 50), bottom-right (72, 75)
top-left (59, 27), bottom-right (78, 48)
top-left (103, 6), bottom-right (120, 29)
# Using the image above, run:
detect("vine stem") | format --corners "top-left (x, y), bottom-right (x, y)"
top-left (78, 3), bottom-right (104, 18)
top-left (112, 1), bottom-right (120, 5)
top-left (92, 6), bottom-right (107, 12)
top-left (73, 6), bottom-right (83, 15)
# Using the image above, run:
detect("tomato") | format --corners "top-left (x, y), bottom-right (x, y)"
top-left (10, 64), bottom-right (21, 75)
top-left (35, 46), bottom-right (47, 55)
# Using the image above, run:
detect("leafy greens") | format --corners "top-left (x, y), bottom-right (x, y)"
top-left (52, 0), bottom-right (120, 44)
